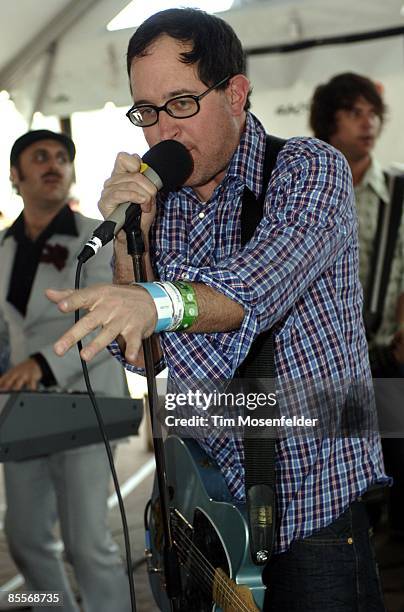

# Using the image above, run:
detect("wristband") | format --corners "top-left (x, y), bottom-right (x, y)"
top-left (132, 281), bottom-right (199, 333)
top-left (155, 281), bottom-right (184, 330)
top-left (171, 281), bottom-right (199, 330)
top-left (134, 282), bottom-right (174, 333)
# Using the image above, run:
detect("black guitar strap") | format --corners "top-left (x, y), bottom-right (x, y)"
top-left (239, 134), bottom-right (286, 564)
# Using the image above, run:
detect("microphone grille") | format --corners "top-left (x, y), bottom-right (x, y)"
top-left (142, 140), bottom-right (193, 191)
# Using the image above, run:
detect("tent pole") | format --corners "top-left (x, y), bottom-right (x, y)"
top-left (28, 41), bottom-right (58, 128)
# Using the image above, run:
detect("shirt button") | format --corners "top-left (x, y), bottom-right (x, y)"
top-left (198, 212), bottom-right (205, 219)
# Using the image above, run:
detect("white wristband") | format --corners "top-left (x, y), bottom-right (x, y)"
top-left (156, 281), bottom-right (184, 330)
top-left (133, 282), bottom-right (174, 333)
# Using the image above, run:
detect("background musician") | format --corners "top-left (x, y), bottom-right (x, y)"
top-left (0, 130), bottom-right (130, 612)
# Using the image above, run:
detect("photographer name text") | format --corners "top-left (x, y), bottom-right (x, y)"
top-left (164, 414), bottom-right (318, 427)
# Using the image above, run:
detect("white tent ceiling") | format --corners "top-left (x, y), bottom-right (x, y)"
top-left (1, 0), bottom-right (404, 120)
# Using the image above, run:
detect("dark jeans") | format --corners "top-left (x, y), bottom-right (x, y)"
top-left (263, 501), bottom-right (385, 611)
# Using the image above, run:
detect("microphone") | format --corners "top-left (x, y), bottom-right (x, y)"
top-left (78, 140), bottom-right (193, 262)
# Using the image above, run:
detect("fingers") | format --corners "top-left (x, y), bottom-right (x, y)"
top-left (104, 172), bottom-right (158, 195)
top-left (80, 320), bottom-right (126, 362)
top-left (53, 309), bottom-right (109, 357)
top-left (45, 288), bottom-right (75, 304)
top-left (54, 313), bottom-right (143, 363)
top-left (46, 285), bottom-right (104, 313)
top-left (0, 363), bottom-right (39, 391)
top-left (112, 152), bottom-right (142, 174)
top-left (122, 333), bottom-right (143, 365)
top-left (0, 373), bottom-right (19, 391)
top-left (98, 152), bottom-right (158, 220)
top-left (47, 286), bottom-right (111, 356)
top-left (99, 176), bottom-right (157, 213)
top-left (0, 372), bottom-right (10, 391)
top-left (50, 284), bottom-right (156, 363)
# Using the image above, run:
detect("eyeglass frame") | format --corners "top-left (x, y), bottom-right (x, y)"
top-left (126, 75), bottom-right (231, 128)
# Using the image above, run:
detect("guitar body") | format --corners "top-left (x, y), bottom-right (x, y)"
top-left (146, 435), bottom-right (265, 611)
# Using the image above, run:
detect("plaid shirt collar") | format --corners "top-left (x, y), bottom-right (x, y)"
top-left (225, 112), bottom-right (267, 200)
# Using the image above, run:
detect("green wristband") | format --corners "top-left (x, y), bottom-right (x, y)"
top-left (172, 281), bottom-right (199, 330)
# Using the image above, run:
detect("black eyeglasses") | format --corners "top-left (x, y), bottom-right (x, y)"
top-left (126, 75), bottom-right (231, 128)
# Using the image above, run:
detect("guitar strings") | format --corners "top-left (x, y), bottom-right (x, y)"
top-left (173, 526), bottom-right (253, 612)
top-left (171, 505), bottom-right (259, 611)
top-left (173, 522), bottom-right (255, 612)
top-left (174, 532), bottom-right (248, 612)
top-left (174, 538), bottom-right (219, 600)
top-left (173, 520), bottom-right (257, 611)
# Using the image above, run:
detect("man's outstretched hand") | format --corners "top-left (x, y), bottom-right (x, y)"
top-left (46, 284), bottom-right (157, 364)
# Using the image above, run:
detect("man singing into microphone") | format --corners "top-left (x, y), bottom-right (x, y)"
top-left (48, 9), bottom-right (388, 610)
top-left (0, 130), bottom-right (130, 612)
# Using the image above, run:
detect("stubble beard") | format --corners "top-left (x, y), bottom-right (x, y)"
top-left (187, 142), bottom-right (236, 193)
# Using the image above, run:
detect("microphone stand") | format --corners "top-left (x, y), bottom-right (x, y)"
top-left (123, 205), bottom-right (182, 611)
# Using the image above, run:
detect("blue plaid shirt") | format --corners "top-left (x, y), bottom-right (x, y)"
top-left (112, 113), bottom-right (388, 552)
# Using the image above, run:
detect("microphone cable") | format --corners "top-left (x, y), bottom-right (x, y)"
top-left (70, 141), bottom-right (193, 612)
top-left (74, 259), bottom-right (137, 612)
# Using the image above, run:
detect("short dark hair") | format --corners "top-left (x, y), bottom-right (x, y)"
top-left (309, 72), bottom-right (387, 142)
top-left (126, 8), bottom-right (251, 110)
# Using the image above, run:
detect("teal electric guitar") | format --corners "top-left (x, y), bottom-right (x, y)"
top-left (145, 435), bottom-right (266, 611)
